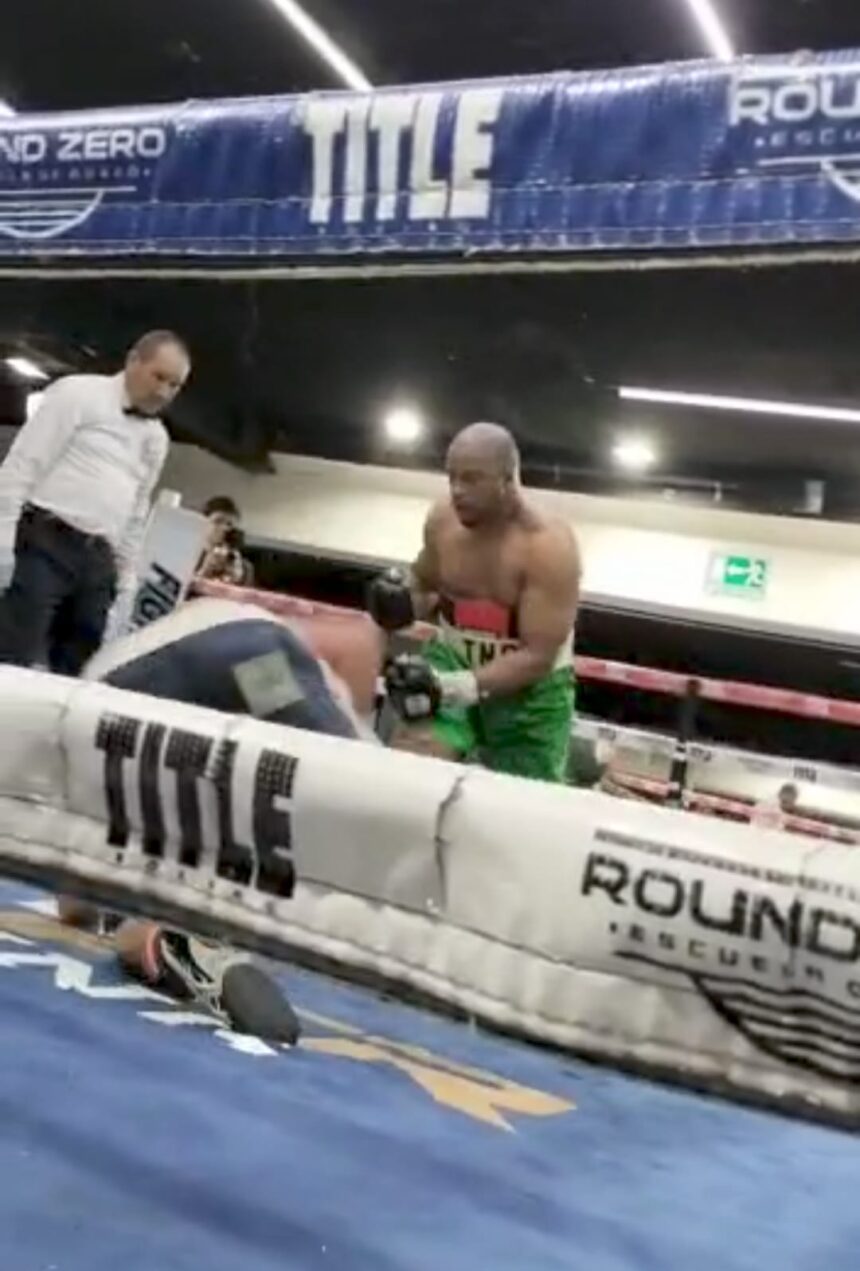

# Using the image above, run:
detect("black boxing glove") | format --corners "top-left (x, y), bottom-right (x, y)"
top-left (367, 568), bottom-right (415, 632)
top-left (384, 654), bottom-right (442, 722)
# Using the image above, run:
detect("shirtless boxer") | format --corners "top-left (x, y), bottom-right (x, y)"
top-left (370, 423), bottom-right (581, 784)
top-left (60, 595), bottom-right (379, 1043)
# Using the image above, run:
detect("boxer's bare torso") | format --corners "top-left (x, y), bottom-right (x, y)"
top-left (419, 497), bottom-right (570, 601)
top-left (414, 499), bottom-right (580, 691)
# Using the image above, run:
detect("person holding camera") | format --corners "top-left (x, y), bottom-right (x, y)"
top-left (196, 496), bottom-right (254, 586)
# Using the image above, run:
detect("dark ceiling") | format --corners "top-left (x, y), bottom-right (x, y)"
top-left (0, 1), bottom-right (858, 518)
top-left (1, 1), bottom-right (857, 109)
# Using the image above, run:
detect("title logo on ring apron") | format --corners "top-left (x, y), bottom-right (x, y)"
top-left (0, 123), bottom-right (169, 240)
top-left (95, 711), bottom-right (297, 903)
top-left (302, 87), bottom-right (502, 227)
top-left (583, 828), bottom-right (860, 1083)
top-left (729, 66), bottom-right (860, 203)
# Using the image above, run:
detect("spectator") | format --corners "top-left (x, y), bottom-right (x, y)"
top-left (196, 495), bottom-right (254, 587)
top-left (0, 331), bottom-right (190, 675)
top-left (751, 782), bottom-right (799, 831)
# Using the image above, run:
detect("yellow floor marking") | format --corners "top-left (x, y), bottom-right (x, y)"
top-left (302, 1036), bottom-right (574, 1130)
top-left (0, 910), bottom-right (108, 954)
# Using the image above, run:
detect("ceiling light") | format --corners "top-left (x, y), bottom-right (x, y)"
top-left (265, 0), bottom-right (372, 91)
top-left (384, 407), bottom-right (424, 445)
top-left (619, 385), bottom-right (860, 425)
top-left (682, 0), bottom-right (734, 61)
top-left (612, 436), bottom-right (658, 472)
top-left (7, 355), bottom-right (48, 382)
top-left (0, 101), bottom-right (15, 118)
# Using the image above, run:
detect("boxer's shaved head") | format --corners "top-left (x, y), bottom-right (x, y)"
top-left (448, 422), bottom-right (520, 479)
top-left (446, 422), bottom-right (521, 528)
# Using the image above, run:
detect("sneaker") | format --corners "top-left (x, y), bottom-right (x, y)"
top-left (159, 931), bottom-right (301, 1046)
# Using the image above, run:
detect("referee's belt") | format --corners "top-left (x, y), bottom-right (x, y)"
top-left (24, 504), bottom-right (112, 550)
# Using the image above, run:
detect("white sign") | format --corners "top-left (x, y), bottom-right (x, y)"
top-left (127, 499), bottom-right (208, 634)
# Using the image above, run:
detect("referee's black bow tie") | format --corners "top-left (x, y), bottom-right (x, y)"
top-left (123, 406), bottom-right (151, 420)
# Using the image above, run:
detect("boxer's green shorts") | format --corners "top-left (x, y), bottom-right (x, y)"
top-left (423, 639), bottom-right (575, 785)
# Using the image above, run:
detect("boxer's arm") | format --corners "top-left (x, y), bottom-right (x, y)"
top-left (475, 526), bottom-right (580, 697)
top-left (410, 507), bottom-right (443, 621)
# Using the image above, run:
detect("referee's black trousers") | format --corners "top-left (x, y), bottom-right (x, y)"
top-left (0, 505), bottom-right (117, 676)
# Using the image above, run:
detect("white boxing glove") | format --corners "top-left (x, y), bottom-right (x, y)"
top-left (385, 657), bottom-right (481, 723)
top-left (436, 669), bottom-right (480, 709)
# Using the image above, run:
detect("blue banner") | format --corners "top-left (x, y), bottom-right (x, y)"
top-left (2, 50), bottom-right (860, 260)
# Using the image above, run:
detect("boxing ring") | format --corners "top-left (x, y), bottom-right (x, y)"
top-left (198, 575), bottom-right (860, 842)
top-left (2, 47), bottom-right (860, 1271)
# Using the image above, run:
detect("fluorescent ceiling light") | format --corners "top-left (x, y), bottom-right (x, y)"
top-left (619, 385), bottom-right (860, 425)
top-left (384, 406), bottom-right (424, 445)
top-left (612, 435), bottom-right (658, 472)
top-left (682, 0), bottom-right (734, 61)
top-left (0, 101), bottom-right (15, 118)
top-left (7, 355), bottom-right (48, 382)
top-left (265, 0), bottom-right (372, 91)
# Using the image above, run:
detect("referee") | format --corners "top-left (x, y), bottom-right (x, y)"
top-left (0, 330), bottom-right (190, 675)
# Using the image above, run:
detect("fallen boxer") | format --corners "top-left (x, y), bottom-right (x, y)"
top-left (370, 422), bottom-right (581, 784)
top-left (59, 595), bottom-right (381, 1044)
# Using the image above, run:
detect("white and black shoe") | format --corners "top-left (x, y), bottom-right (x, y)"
top-left (159, 932), bottom-right (301, 1046)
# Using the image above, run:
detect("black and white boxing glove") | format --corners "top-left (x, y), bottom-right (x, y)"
top-left (367, 568), bottom-right (416, 633)
top-left (385, 654), bottom-right (480, 722)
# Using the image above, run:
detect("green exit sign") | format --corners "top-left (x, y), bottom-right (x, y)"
top-left (707, 552), bottom-right (769, 599)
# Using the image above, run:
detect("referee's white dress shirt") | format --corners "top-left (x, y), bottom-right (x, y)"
top-left (0, 372), bottom-right (169, 590)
